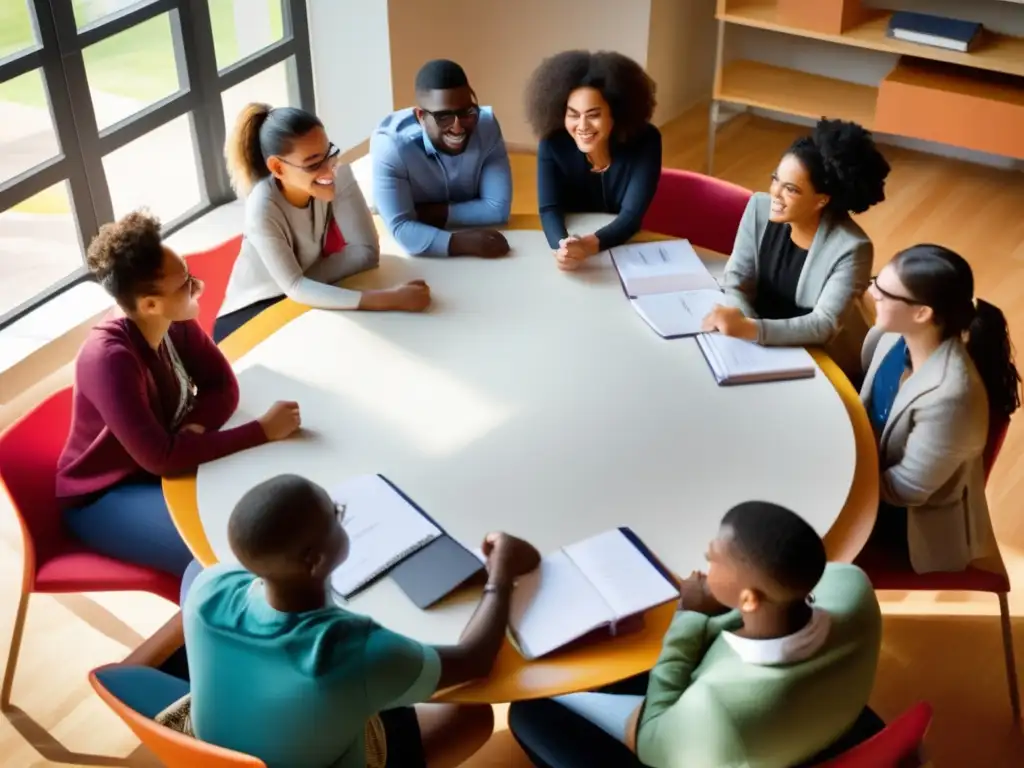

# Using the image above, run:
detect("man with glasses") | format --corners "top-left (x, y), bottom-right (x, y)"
top-left (372, 59), bottom-right (513, 258)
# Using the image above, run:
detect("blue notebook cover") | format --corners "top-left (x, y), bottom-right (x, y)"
top-left (888, 11), bottom-right (982, 46)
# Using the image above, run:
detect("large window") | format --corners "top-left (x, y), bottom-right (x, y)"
top-left (0, 0), bottom-right (313, 328)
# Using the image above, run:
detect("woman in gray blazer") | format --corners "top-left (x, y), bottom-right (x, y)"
top-left (862, 244), bottom-right (1021, 573)
top-left (703, 119), bottom-right (890, 378)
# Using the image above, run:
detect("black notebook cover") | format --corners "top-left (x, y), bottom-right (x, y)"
top-left (390, 535), bottom-right (487, 609)
top-left (377, 475), bottom-right (486, 609)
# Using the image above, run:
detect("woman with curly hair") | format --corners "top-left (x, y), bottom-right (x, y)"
top-left (524, 50), bottom-right (661, 270)
top-left (56, 211), bottom-right (302, 580)
top-left (702, 118), bottom-right (890, 376)
top-left (862, 244), bottom-right (1020, 572)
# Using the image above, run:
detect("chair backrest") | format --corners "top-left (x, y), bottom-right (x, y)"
top-left (89, 666), bottom-right (266, 768)
top-left (983, 412), bottom-right (1010, 482)
top-left (0, 388), bottom-right (74, 580)
top-left (641, 169), bottom-right (753, 255)
top-left (185, 235), bottom-right (243, 337)
top-left (817, 702), bottom-right (932, 767)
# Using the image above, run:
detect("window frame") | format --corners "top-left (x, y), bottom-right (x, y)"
top-left (0, 0), bottom-right (314, 329)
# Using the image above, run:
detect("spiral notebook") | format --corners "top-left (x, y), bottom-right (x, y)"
top-left (695, 333), bottom-right (816, 385)
top-left (329, 474), bottom-right (442, 599)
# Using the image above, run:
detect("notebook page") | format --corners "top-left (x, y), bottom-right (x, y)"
top-left (630, 289), bottom-right (725, 338)
top-left (563, 530), bottom-right (679, 623)
top-left (610, 240), bottom-right (719, 297)
top-left (698, 334), bottom-right (815, 382)
top-left (509, 549), bottom-right (614, 660)
top-left (329, 475), bottom-right (441, 597)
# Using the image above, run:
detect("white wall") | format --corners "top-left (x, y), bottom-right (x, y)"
top-left (306, 0), bottom-right (394, 153)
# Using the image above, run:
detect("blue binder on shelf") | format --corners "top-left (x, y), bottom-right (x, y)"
top-left (887, 11), bottom-right (983, 53)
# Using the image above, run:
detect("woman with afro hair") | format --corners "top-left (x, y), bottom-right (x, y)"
top-left (703, 118), bottom-right (891, 378)
top-left (524, 50), bottom-right (661, 271)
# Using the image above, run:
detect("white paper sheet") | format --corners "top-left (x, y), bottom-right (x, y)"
top-left (610, 240), bottom-right (720, 297)
top-left (630, 289), bottom-right (726, 338)
top-left (697, 333), bottom-right (816, 385)
top-left (564, 529), bottom-right (679, 622)
top-left (330, 475), bottom-right (441, 597)
top-left (509, 549), bottom-right (612, 660)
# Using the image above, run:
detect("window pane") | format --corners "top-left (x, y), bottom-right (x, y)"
top-left (221, 59), bottom-right (294, 138)
top-left (0, 69), bottom-right (60, 184)
top-left (209, 0), bottom-right (284, 70)
top-left (0, 0), bottom-right (39, 59)
top-left (0, 182), bottom-right (82, 316)
top-left (104, 115), bottom-right (201, 223)
top-left (82, 12), bottom-right (182, 130)
top-left (73, 0), bottom-right (154, 28)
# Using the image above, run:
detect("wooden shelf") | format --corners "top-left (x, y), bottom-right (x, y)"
top-left (715, 60), bottom-right (878, 128)
top-left (720, 0), bottom-right (1024, 78)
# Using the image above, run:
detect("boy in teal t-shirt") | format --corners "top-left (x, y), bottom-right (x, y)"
top-left (183, 473), bottom-right (540, 768)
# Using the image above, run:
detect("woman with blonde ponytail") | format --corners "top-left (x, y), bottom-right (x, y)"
top-left (861, 244), bottom-right (1021, 573)
top-left (215, 103), bottom-right (431, 341)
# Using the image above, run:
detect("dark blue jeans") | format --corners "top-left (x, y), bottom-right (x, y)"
top-left (63, 478), bottom-right (193, 579)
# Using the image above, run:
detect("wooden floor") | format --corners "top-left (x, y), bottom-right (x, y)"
top-left (3, 105), bottom-right (1024, 766)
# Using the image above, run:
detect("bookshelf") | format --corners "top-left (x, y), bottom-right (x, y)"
top-left (708, 0), bottom-right (1024, 174)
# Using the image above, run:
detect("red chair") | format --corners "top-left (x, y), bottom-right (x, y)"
top-left (855, 416), bottom-right (1019, 721)
top-left (641, 169), bottom-right (753, 255)
top-left (185, 235), bottom-right (243, 338)
top-left (816, 702), bottom-right (933, 767)
top-left (0, 388), bottom-right (180, 708)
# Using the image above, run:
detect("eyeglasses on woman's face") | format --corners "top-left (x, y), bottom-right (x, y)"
top-left (869, 276), bottom-right (921, 305)
top-left (280, 142), bottom-right (342, 174)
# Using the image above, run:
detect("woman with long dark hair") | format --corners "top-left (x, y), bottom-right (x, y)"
top-left (862, 244), bottom-right (1021, 572)
top-left (215, 103), bottom-right (431, 342)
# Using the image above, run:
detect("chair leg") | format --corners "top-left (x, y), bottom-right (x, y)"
top-left (998, 592), bottom-right (1021, 723)
top-left (1, 590), bottom-right (30, 709)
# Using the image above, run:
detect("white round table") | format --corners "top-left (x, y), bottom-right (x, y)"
top-left (189, 215), bottom-right (857, 651)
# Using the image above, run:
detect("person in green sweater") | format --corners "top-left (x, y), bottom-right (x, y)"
top-left (509, 501), bottom-right (883, 768)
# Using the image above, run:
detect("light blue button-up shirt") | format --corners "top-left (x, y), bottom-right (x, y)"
top-left (370, 106), bottom-right (512, 256)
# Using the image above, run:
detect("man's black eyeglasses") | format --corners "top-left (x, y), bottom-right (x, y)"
top-left (869, 276), bottom-right (921, 305)
top-left (280, 143), bottom-right (342, 173)
top-left (421, 105), bottom-right (481, 129)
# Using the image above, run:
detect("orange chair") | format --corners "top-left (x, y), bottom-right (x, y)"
top-left (1, 389), bottom-right (179, 708)
top-left (855, 416), bottom-right (1019, 721)
top-left (89, 664), bottom-right (265, 767)
top-left (185, 235), bottom-right (243, 338)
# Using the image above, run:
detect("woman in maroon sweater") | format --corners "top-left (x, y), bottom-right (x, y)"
top-left (57, 211), bottom-right (301, 579)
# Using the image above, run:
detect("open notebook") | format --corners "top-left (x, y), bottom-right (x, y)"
top-left (695, 333), bottom-right (816, 386)
top-left (329, 475), bottom-right (443, 599)
top-left (509, 528), bottom-right (679, 660)
top-left (609, 240), bottom-right (725, 338)
top-left (329, 475), bottom-right (485, 605)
